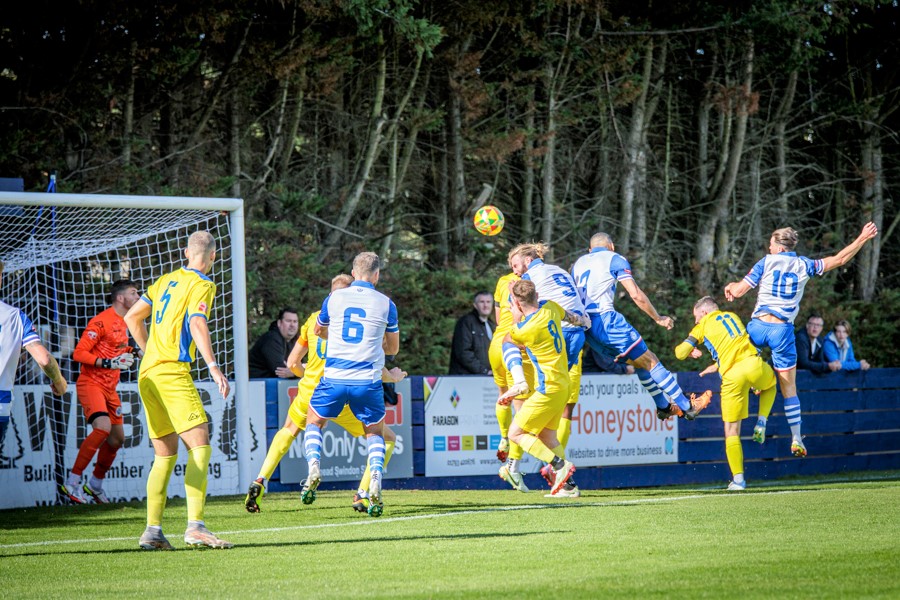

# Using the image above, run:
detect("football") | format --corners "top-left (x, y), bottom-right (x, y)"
top-left (473, 205), bottom-right (504, 236)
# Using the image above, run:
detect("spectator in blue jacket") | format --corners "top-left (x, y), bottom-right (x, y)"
top-left (823, 319), bottom-right (870, 372)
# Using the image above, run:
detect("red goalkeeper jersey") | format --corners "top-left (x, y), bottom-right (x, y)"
top-left (73, 307), bottom-right (133, 390)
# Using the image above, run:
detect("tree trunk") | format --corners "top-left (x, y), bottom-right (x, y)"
top-left (447, 34), bottom-right (472, 267)
top-left (122, 39), bottom-right (137, 175)
top-left (228, 87), bottom-right (241, 199)
top-left (695, 36), bottom-right (754, 291)
top-left (619, 38), bottom-right (654, 255)
top-left (857, 123), bottom-right (883, 301)
top-left (320, 42), bottom-right (387, 261)
top-left (522, 85), bottom-right (535, 240)
top-left (775, 39), bottom-right (801, 221)
top-left (541, 60), bottom-right (558, 251)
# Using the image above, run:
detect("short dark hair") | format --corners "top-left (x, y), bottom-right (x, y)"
top-left (807, 312), bottom-right (824, 324)
top-left (278, 307), bottom-right (299, 320)
top-left (110, 279), bottom-right (138, 303)
top-left (473, 290), bottom-right (491, 301)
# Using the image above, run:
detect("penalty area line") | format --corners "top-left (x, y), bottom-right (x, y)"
top-left (0, 488), bottom-right (820, 550)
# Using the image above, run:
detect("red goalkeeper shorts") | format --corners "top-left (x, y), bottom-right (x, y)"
top-left (76, 381), bottom-right (122, 425)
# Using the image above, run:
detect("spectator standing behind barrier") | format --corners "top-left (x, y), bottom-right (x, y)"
top-left (823, 319), bottom-right (870, 371)
top-left (796, 313), bottom-right (841, 374)
top-left (249, 308), bottom-right (300, 378)
top-left (449, 291), bottom-right (494, 375)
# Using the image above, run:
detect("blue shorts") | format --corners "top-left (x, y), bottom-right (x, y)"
top-left (747, 318), bottom-right (796, 372)
top-left (562, 327), bottom-right (585, 370)
top-left (309, 379), bottom-right (385, 427)
top-left (585, 312), bottom-right (648, 362)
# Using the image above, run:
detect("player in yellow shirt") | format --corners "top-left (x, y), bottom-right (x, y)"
top-left (674, 296), bottom-right (777, 490)
top-left (243, 274), bottom-right (406, 514)
top-left (124, 231), bottom-right (232, 550)
top-left (490, 269), bottom-right (520, 463)
top-left (497, 280), bottom-right (588, 495)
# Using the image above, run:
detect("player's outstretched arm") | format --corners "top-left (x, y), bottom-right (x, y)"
top-left (25, 341), bottom-right (67, 396)
top-left (723, 280), bottom-right (751, 302)
top-left (619, 278), bottom-right (674, 330)
top-left (189, 315), bottom-right (230, 399)
top-left (286, 342), bottom-right (308, 378)
top-left (124, 300), bottom-right (152, 353)
top-left (821, 222), bottom-right (879, 273)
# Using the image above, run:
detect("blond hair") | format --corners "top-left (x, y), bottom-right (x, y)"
top-left (352, 252), bottom-right (381, 277)
top-left (187, 231), bottom-right (216, 256)
top-left (693, 295), bottom-right (719, 313)
top-left (834, 319), bottom-right (851, 336)
top-left (771, 227), bottom-right (798, 252)
top-left (511, 279), bottom-right (538, 306)
top-left (510, 242), bottom-right (549, 263)
top-left (331, 273), bottom-right (353, 291)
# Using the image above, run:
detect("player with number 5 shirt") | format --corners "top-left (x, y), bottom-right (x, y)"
top-left (723, 222), bottom-right (878, 458)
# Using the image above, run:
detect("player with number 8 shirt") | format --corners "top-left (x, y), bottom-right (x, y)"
top-left (723, 222), bottom-right (878, 458)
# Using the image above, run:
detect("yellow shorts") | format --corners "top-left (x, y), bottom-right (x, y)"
top-left (566, 351), bottom-right (583, 405)
top-left (720, 356), bottom-right (776, 422)
top-left (514, 388), bottom-right (568, 435)
top-left (489, 334), bottom-right (535, 398)
top-left (287, 379), bottom-right (365, 438)
top-left (138, 362), bottom-right (207, 439)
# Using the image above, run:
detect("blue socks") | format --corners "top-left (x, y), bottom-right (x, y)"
top-left (649, 363), bottom-right (691, 412)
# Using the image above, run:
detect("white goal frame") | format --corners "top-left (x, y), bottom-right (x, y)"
top-left (0, 191), bottom-right (252, 490)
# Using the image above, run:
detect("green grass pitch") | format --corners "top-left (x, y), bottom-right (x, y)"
top-left (2, 474), bottom-right (899, 599)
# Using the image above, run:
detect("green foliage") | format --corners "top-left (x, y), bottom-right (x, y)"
top-left (247, 218), bottom-right (498, 373)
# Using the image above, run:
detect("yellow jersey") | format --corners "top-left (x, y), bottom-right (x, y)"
top-left (140, 267), bottom-right (216, 371)
top-left (675, 310), bottom-right (758, 375)
top-left (297, 310), bottom-right (326, 398)
top-left (510, 300), bottom-right (569, 395)
top-left (492, 272), bottom-right (520, 338)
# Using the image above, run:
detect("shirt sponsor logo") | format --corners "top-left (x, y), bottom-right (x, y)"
top-left (198, 302), bottom-right (208, 313)
top-left (87, 331), bottom-right (98, 340)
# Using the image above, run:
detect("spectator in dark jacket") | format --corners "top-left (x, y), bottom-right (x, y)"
top-left (796, 313), bottom-right (840, 374)
top-left (449, 291), bottom-right (494, 375)
top-left (249, 308), bottom-right (300, 378)
top-left (823, 319), bottom-right (870, 372)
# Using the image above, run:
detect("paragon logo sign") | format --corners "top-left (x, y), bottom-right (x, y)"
top-left (450, 389), bottom-right (460, 408)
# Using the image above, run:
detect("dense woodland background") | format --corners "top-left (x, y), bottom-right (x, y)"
top-left (2, 0), bottom-right (899, 373)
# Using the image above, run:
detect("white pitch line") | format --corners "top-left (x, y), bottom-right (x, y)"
top-left (0, 488), bottom-right (832, 551)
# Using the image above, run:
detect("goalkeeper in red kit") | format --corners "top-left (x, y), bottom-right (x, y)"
top-left (60, 280), bottom-right (141, 504)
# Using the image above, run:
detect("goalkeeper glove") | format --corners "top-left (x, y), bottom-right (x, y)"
top-left (102, 353), bottom-right (135, 370)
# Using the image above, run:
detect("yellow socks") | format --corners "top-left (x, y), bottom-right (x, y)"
top-left (259, 428), bottom-right (298, 482)
top-left (758, 387), bottom-right (776, 420)
top-left (146, 454), bottom-right (176, 527)
top-left (725, 435), bottom-right (743, 479)
top-left (360, 439), bottom-right (395, 492)
top-left (557, 417), bottom-right (572, 450)
top-left (518, 433), bottom-right (555, 463)
top-left (496, 403), bottom-right (512, 438)
top-left (509, 440), bottom-right (524, 460)
top-left (185, 445), bottom-right (212, 523)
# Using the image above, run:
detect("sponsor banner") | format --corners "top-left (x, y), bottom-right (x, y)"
top-left (0, 382), bottom-right (267, 509)
top-left (424, 374), bottom-right (677, 477)
top-left (276, 379), bottom-right (414, 484)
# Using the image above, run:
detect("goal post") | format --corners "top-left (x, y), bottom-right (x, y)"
top-left (0, 191), bottom-right (254, 507)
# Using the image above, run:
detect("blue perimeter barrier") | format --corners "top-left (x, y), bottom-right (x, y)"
top-left (264, 368), bottom-right (900, 492)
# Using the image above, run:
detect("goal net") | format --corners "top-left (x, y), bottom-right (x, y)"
top-left (0, 192), bottom-right (257, 508)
